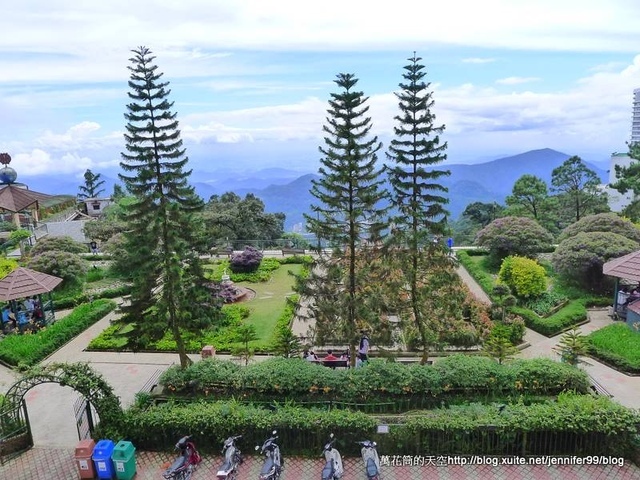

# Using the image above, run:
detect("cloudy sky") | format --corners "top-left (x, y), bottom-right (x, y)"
top-left (2, 0), bottom-right (640, 182)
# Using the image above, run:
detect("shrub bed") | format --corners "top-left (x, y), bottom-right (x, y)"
top-left (119, 393), bottom-right (639, 457)
top-left (205, 257), bottom-right (281, 283)
top-left (159, 356), bottom-right (590, 404)
top-left (511, 299), bottom-right (588, 337)
top-left (587, 323), bottom-right (640, 374)
top-left (0, 299), bottom-right (116, 367)
top-left (55, 284), bottom-right (132, 309)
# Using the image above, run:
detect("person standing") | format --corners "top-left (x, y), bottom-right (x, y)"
top-left (358, 332), bottom-right (370, 363)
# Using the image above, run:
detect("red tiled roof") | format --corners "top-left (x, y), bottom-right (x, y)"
top-left (603, 250), bottom-right (640, 282)
top-left (0, 267), bottom-right (63, 301)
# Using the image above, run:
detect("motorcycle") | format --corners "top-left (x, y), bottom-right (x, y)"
top-left (162, 435), bottom-right (202, 480)
top-left (357, 440), bottom-right (381, 480)
top-left (255, 430), bottom-right (283, 480)
top-left (321, 433), bottom-right (343, 480)
top-left (216, 435), bottom-right (244, 480)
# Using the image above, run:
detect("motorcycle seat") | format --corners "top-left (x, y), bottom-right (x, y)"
top-left (218, 459), bottom-right (234, 474)
top-left (366, 458), bottom-right (378, 478)
top-left (260, 456), bottom-right (275, 476)
top-left (322, 459), bottom-right (335, 480)
top-left (166, 455), bottom-right (186, 473)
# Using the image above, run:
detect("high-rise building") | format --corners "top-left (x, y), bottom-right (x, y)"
top-left (632, 88), bottom-right (640, 144)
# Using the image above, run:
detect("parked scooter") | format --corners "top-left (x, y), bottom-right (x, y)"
top-left (162, 435), bottom-right (202, 480)
top-left (357, 440), bottom-right (381, 480)
top-left (321, 433), bottom-right (343, 480)
top-left (216, 435), bottom-right (244, 480)
top-left (255, 430), bottom-right (283, 480)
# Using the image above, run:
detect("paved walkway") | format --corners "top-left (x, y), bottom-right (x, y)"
top-left (1, 263), bottom-right (640, 478)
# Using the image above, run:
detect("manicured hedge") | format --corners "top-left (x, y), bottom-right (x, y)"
top-left (456, 250), bottom-right (494, 296)
top-left (511, 299), bottom-right (588, 337)
top-left (55, 284), bottom-right (132, 309)
top-left (118, 393), bottom-right (639, 457)
top-left (587, 323), bottom-right (640, 374)
top-left (0, 299), bottom-right (116, 367)
top-left (159, 355), bottom-right (590, 404)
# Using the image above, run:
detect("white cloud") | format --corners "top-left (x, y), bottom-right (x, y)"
top-left (462, 58), bottom-right (496, 64)
top-left (495, 76), bottom-right (541, 85)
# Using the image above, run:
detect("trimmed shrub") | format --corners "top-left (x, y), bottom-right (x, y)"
top-left (0, 299), bottom-right (116, 366)
top-left (511, 299), bottom-right (587, 337)
top-left (557, 212), bottom-right (640, 244)
top-left (26, 250), bottom-right (88, 287)
top-left (30, 236), bottom-right (88, 256)
top-left (498, 256), bottom-right (547, 298)
top-left (158, 355), bottom-right (590, 404)
top-left (229, 246), bottom-right (263, 273)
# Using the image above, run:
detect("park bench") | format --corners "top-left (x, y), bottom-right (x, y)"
top-left (311, 359), bottom-right (349, 369)
top-left (281, 247), bottom-right (305, 256)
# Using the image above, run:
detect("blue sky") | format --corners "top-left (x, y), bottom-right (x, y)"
top-left (2, 0), bottom-right (640, 182)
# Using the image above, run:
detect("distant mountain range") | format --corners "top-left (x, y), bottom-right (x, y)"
top-left (19, 148), bottom-right (608, 231)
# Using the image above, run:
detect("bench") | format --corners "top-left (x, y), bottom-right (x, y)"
top-left (588, 375), bottom-right (613, 398)
top-left (311, 359), bottom-right (349, 369)
top-left (281, 247), bottom-right (305, 256)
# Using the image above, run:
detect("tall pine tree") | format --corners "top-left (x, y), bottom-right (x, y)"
top-left (386, 53), bottom-right (454, 364)
top-left (78, 169), bottom-right (106, 199)
top-left (303, 73), bottom-right (388, 365)
top-left (118, 46), bottom-right (217, 368)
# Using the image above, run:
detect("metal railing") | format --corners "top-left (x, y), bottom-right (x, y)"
top-left (0, 400), bottom-right (32, 465)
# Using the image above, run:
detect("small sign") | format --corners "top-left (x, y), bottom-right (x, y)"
top-left (97, 461), bottom-right (107, 471)
top-left (79, 459), bottom-right (89, 470)
top-left (377, 424), bottom-right (389, 434)
top-left (116, 461), bottom-right (125, 472)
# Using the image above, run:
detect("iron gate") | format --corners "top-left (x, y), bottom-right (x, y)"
top-left (73, 395), bottom-right (97, 441)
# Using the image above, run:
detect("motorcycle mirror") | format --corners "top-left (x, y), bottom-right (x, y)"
top-left (373, 441), bottom-right (377, 447)
top-left (255, 445), bottom-right (260, 451)
top-left (272, 430), bottom-right (277, 435)
top-left (330, 433), bottom-right (334, 439)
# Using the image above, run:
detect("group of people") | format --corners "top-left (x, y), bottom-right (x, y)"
top-left (1, 297), bottom-right (44, 334)
top-left (302, 332), bottom-right (370, 368)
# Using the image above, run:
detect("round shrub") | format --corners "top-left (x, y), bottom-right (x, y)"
top-left (557, 212), bottom-right (640, 243)
top-left (26, 250), bottom-right (88, 286)
top-left (474, 216), bottom-right (553, 265)
top-left (498, 256), bottom-right (547, 298)
top-left (552, 231), bottom-right (639, 290)
top-left (30, 235), bottom-right (88, 256)
top-left (229, 246), bottom-right (263, 273)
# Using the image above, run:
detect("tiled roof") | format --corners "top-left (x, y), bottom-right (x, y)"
top-left (0, 267), bottom-right (63, 301)
top-left (603, 250), bottom-right (640, 282)
top-left (0, 185), bottom-right (52, 213)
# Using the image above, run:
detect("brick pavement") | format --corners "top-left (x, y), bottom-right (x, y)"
top-left (2, 447), bottom-right (640, 480)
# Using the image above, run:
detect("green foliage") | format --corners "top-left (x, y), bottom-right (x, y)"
top-left (587, 323), bottom-right (640, 374)
top-left (554, 327), bottom-right (588, 366)
top-left (511, 299), bottom-right (587, 336)
top-left (120, 400), bottom-right (376, 455)
top-left (552, 231), bottom-right (638, 290)
top-left (30, 236), bottom-right (88, 256)
top-left (9, 229), bottom-right (31, 243)
top-left (0, 300), bottom-right (116, 366)
top-left (159, 356), bottom-right (590, 403)
top-left (205, 258), bottom-right (281, 282)
top-left (202, 192), bottom-right (285, 248)
top-left (26, 250), bottom-right (88, 287)
top-left (54, 283), bottom-right (133, 309)
top-left (482, 326), bottom-right (518, 364)
top-left (117, 46), bottom-right (215, 368)
top-left (0, 256), bottom-right (17, 280)
top-left (557, 212), bottom-right (640, 243)
top-left (270, 295), bottom-right (301, 357)
top-left (456, 250), bottom-right (495, 296)
top-left (505, 174), bottom-right (548, 220)
top-left (520, 290), bottom-right (569, 316)
top-left (78, 169), bottom-right (106, 199)
top-left (498, 256), bottom-right (547, 298)
top-left (474, 216), bottom-right (553, 265)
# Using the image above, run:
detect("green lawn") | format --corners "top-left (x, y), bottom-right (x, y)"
top-left (587, 323), bottom-right (640, 373)
top-left (238, 263), bottom-right (302, 344)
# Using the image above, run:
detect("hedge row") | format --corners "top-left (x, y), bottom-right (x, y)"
top-left (119, 393), bottom-right (639, 457)
top-left (54, 284), bottom-right (132, 309)
top-left (159, 355), bottom-right (590, 403)
top-left (0, 299), bottom-right (116, 367)
top-left (456, 250), bottom-right (494, 296)
top-left (511, 299), bottom-right (588, 337)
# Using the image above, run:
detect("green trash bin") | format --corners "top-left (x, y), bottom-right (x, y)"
top-left (111, 440), bottom-right (136, 480)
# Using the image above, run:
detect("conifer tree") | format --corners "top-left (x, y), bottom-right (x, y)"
top-left (117, 46), bottom-right (216, 368)
top-left (303, 73), bottom-right (388, 365)
top-left (78, 169), bottom-right (105, 199)
top-left (386, 53), bottom-right (453, 364)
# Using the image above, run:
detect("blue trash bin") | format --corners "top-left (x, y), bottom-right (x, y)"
top-left (92, 439), bottom-right (116, 479)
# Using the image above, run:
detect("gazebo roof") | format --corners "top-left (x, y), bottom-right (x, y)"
top-left (0, 267), bottom-right (63, 301)
top-left (0, 185), bottom-right (52, 213)
top-left (603, 250), bottom-right (640, 283)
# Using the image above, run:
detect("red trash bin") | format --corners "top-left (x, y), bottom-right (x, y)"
top-left (75, 439), bottom-right (97, 479)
